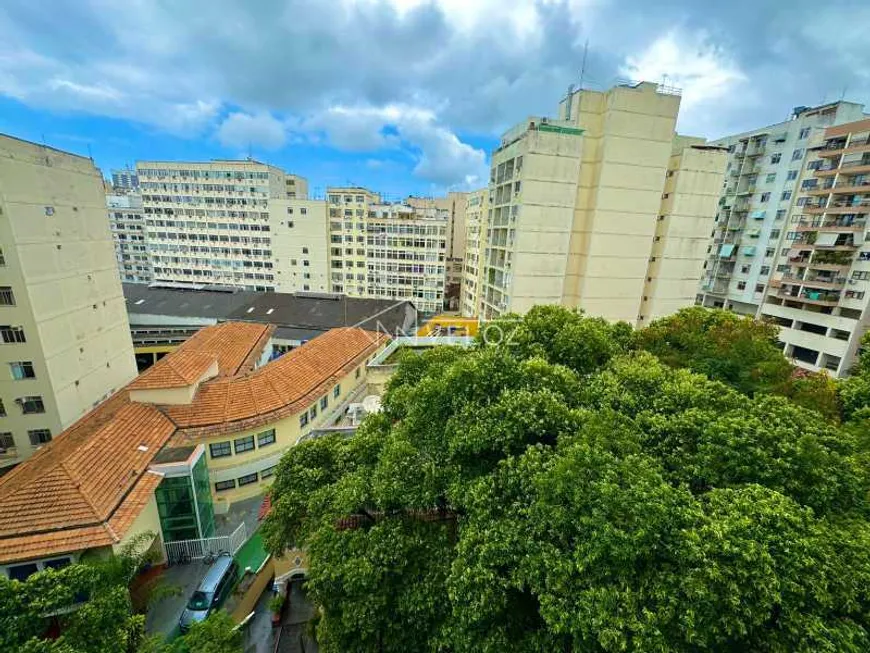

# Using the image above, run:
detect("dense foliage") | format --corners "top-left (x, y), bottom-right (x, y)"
top-left (263, 305), bottom-right (870, 652)
top-left (0, 535), bottom-right (241, 653)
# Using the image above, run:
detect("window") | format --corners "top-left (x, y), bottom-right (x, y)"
top-left (786, 170), bottom-right (798, 181)
top-left (299, 412), bottom-right (308, 428)
top-left (237, 472), bottom-right (258, 487)
top-left (320, 396), bottom-right (328, 411)
top-left (215, 479), bottom-right (236, 492)
top-left (775, 209), bottom-right (786, 220)
top-left (737, 281), bottom-right (747, 290)
top-left (8, 563), bottom-right (38, 581)
top-left (755, 284), bottom-right (765, 293)
top-left (852, 271), bottom-right (870, 281)
top-left (333, 384), bottom-right (341, 399)
top-left (287, 221), bottom-right (294, 228)
top-left (791, 149), bottom-right (804, 161)
top-left (0, 399), bottom-right (4, 417)
top-left (765, 248), bottom-right (775, 257)
top-left (257, 429), bottom-right (276, 447)
top-left (287, 207), bottom-right (294, 214)
top-left (770, 153), bottom-right (782, 164)
top-left (43, 558), bottom-right (71, 570)
top-left (796, 197), bottom-right (810, 207)
top-left (9, 361), bottom-right (35, 380)
top-left (0, 287), bottom-right (15, 306)
top-left (760, 193), bottom-right (771, 203)
top-left (302, 247), bottom-right (309, 254)
top-left (18, 396), bottom-right (44, 414)
top-left (44, 206), bottom-right (55, 217)
top-left (303, 260), bottom-right (309, 267)
top-left (260, 466), bottom-right (277, 479)
top-left (27, 429), bottom-right (51, 445)
top-left (0, 326), bottom-right (25, 343)
top-left (845, 290), bottom-right (866, 300)
top-left (798, 127), bottom-right (811, 139)
top-left (309, 405), bottom-right (317, 420)
top-left (209, 441), bottom-right (232, 458)
top-left (300, 208), bottom-right (307, 215)
top-left (765, 173), bottom-right (776, 183)
top-left (0, 248), bottom-right (5, 266)
top-left (234, 435), bottom-right (255, 454)
top-left (0, 432), bottom-right (14, 450)
top-left (355, 367), bottom-right (361, 379)
top-left (776, 264), bottom-right (788, 272)
top-left (770, 229), bottom-right (781, 239)
top-left (781, 190), bottom-right (792, 201)
top-left (741, 265), bottom-right (750, 273)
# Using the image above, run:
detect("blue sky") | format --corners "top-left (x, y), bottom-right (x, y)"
top-left (1, 0), bottom-right (869, 196)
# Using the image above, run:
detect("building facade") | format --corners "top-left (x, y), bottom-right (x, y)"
top-left (135, 160), bottom-right (290, 292)
top-left (460, 188), bottom-right (489, 316)
top-left (0, 134), bottom-right (138, 469)
top-left (272, 197), bottom-right (329, 293)
top-left (111, 167), bottom-right (139, 191)
top-left (697, 101), bottom-right (866, 315)
top-left (760, 118), bottom-right (870, 376)
top-left (108, 193), bottom-right (153, 284)
top-left (479, 81), bottom-right (728, 324)
top-left (0, 321), bottom-right (389, 578)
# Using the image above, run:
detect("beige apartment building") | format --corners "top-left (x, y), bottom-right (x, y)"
top-left (460, 188), bottom-right (489, 316)
top-left (477, 81), bottom-right (727, 324)
top-left (0, 134), bottom-right (138, 469)
top-left (325, 188), bottom-right (448, 314)
top-left (760, 118), bottom-right (870, 376)
top-left (108, 192), bottom-right (153, 284)
top-left (274, 197), bottom-right (330, 293)
top-left (135, 160), bottom-right (290, 291)
top-left (284, 173), bottom-right (308, 199)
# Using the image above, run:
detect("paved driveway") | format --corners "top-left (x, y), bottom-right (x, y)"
top-left (145, 562), bottom-right (213, 640)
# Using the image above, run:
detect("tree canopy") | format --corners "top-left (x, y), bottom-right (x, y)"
top-left (263, 305), bottom-right (870, 652)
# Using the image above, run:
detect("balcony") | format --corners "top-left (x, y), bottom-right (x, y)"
top-left (830, 179), bottom-right (870, 194)
top-left (795, 217), bottom-right (867, 232)
top-left (780, 274), bottom-right (847, 290)
top-left (778, 289), bottom-right (842, 306)
top-left (819, 137), bottom-right (870, 159)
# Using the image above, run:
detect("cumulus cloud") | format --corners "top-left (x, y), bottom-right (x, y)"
top-left (217, 112), bottom-right (288, 150)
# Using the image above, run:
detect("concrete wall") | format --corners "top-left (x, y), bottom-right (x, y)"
top-left (271, 198), bottom-right (329, 293)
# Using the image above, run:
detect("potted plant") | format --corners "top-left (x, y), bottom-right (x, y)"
top-left (269, 593), bottom-right (285, 626)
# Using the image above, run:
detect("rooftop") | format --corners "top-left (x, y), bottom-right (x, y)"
top-left (0, 321), bottom-right (387, 564)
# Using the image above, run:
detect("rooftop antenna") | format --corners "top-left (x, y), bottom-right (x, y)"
top-left (579, 39), bottom-right (589, 90)
top-left (840, 86), bottom-right (849, 101)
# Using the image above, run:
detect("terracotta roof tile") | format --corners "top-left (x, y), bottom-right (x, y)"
top-left (128, 350), bottom-right (216, 390)
top-left (167, 327), bottom-right (386, 436)
top-left (0, 526), bottom-right (116, 564)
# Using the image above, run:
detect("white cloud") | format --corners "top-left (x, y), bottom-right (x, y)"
top-left (217, 111), bottom-right (287, 150)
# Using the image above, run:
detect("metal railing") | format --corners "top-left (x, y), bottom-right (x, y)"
top-left (164, 522), bottom-right (247, 564)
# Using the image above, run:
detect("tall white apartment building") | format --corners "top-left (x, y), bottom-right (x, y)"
top-left (0, 134), bottom-right (138, 469)
top-left (136, 160), bottom-right (291, 292)
top-left (760, 117), bottom-right (870, 376)
top-left (460, 188), bottom-right (489, 316)
top-left (697, 101), bottom-right (866, 315)
top-left (108, 193), bottom-right (152, 284)
top-left (478, 81), bottom-right (728, 325)
top-left (275, 197), bottom-right (329, 293)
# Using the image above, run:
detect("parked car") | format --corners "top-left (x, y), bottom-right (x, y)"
top-left (179, 553), bottom-right (238, 632)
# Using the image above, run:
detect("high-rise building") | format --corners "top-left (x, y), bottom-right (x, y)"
top-left (108, 193), bottom-right (152, 284)
top-left (479, 81), bottom-right (728, 324)
top-left (697, 101), bottom-right (865, 316)
top-left (0, 134), bottom-right (138, 469)
top-left (325, 188), bottom-right (449, 314)
top-left (111, 167), bottom-right (139, 191)
top-left (275, 197), bottom-right (329, 293)
top-left (284, 173), bottom-right (308, 199)
top-left (460, 188), bottom-right (489, 316)
top-left (135, 160), bottom-right (295, 291)
top-left (760, 117), bottom-right (870, 376)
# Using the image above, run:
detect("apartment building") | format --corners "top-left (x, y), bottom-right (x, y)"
top-left (326, 188), bottom-right (448, 314)
top-left (111, 167), bottom-right (139, 191)
top-left (697, 101), bottom-right (866, 315)
top-left (136, 160), bottom-right (289, 291)
top-left (460, 188), bottom-right (489, 316)
top-left (479, 81), bottom-right (727, 324)
top-left (407, 193), bottom-right (468, 308)
top-left (285, 173), bottom-right (308, 199)
top-left (0, 134), bottom-right (138, 469)
top-left (760, 118), bottom-right (870, 376)
top-left (108, 193), bottom-right (152, 284)
top-left (273, 197), bottom-right (329, 292)
top-left (0, 321), bottom-right (388, 578)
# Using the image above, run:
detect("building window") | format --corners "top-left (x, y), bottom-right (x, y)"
top-left (0, 432), bottom-right (14, 450)
top-left (302, 247), bottom-right (309, 254)
top-left (755, 284), bottom-right (765, 293)
top-left (237, 472), bottom-right (258, 487)
top-left (781, 191), bottom-right (792, 201)
top-left (0, 399), bottom-right (5, 417)
top-left (798, 127), bottom-right (811, 139)
top-left (0, 248), bottom-right (5, 266)
top-left (737, 281), bottom-right (747, 290)
top-left (209, 441), bottom-right (232, 458)
top-left (760, 193), bottom-right (771, 203)
top-left (770, 153), bottom-right (782, 164)
top-left (786, 170), bottom-right (798, 181)
top-left (775, 209), bottom-right (786, 220)
top-left (299, 413), bottom-right (308, 428)
top-left (260, 465), bottom-right (276, 479)
top-left (770, 229), bottom-right (781, 239)
top-left (300, 208), bottom-right (307, 215)
top-left (27, 429), bottom-right (52, 445)
top-left (43, 558), bottom-right (71, 570)
top-left (320, 396), bottom-right (328, 411)
top-left (333, 384), bottom-right (341, 399)
top-left (9, 361), bottom-right (35, 380)
top-left (0, 287), bottom-right (15, 306)
top-left (0, 326), bottom-right (25, 344)
top-left (355, 367), bottom-right (361, 379)
top-left (852, 271), bottom-right (870, 281)
top-left (791, 149), bottom-right (804, 161)
top-left (309, 405), bottom-right (317, 420)
top-left (765, 173), bottom-right (776, 183)
top-left (845, 290), bottom-right (866, 300)
top-left (303, 260), bottom-right (309, 267)
top-left (257, 429), bottom-right (276, 447)
top-left (8, 563), bottom-right (38, 581)
top-left (287, 221), bottom-right (294, 228)
top-left (18, 396), bottom-right (44, 414)
top-left (215, 479), bottom-right (236, 492)
top-left (234, 435), bottom-right (255, 454)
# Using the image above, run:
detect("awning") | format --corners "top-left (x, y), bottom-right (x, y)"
top-left (816, 232), bottom-right (839, 246)
top-left (719, 244), bottom-right (735, 257)
top-left (743, 246), bottom-right (757, 256)
top-left (747, 229), bottom-right (761, 238)
top-left (750, 210), bottom-right (766, 219)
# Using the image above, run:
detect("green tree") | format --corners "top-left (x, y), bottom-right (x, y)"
top-left (264, 309), bottom-right (870, 652)
top-left (171, 612), bottom-right (242, 653)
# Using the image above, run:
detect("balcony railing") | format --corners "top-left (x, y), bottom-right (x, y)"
top-left (778, 289), bottom-right (841, 306)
